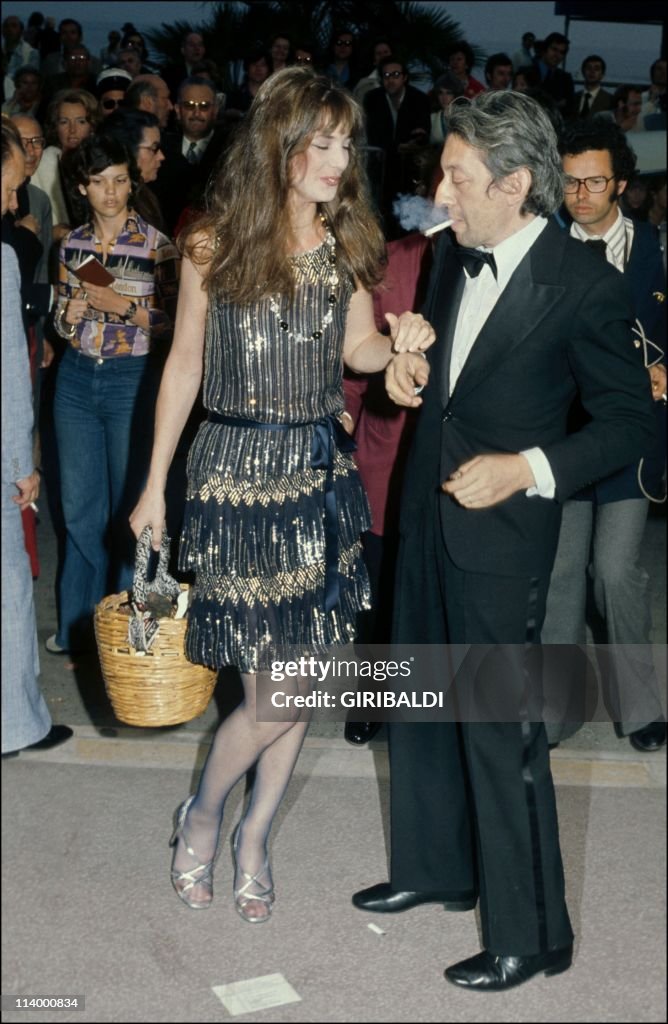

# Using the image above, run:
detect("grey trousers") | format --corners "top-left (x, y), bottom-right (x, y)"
top-left (542, 498), bottom-right (664, 740)
top-left (1, 496), bottom-right (52, 753)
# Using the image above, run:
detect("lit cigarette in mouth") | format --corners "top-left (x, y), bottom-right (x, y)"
top-left (423, 219), bottom-right (453, 237)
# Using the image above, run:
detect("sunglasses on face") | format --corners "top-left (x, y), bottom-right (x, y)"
top-left (383, 70), bottom-right (404, 79)
top-left (296, 56), bottom-right (313, 64)
top-left (180, 100), bottom-right (213, 111)
top-left (138, 143), bottom-right (162, 154)
top-left (101, 97), bottom-right (122, 110)
top-left (336, 39), bottom-right (353, 47)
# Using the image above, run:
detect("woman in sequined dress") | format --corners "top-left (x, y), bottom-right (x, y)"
top-left (130, 67), bottom-right (434, 922)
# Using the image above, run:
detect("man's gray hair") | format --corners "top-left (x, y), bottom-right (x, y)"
top-left (447, 91), bottom-right (564, 216)
top-left (125, 78), bottom-right (159, 108)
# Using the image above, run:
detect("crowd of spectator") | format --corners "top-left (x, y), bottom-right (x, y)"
top-left (1, 12), bottom-right (665, 755)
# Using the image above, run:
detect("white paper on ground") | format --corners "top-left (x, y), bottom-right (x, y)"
top-left (212, 973), bottom-right (302, 1016)
top-left (367, 922), bottom-right (386, 936)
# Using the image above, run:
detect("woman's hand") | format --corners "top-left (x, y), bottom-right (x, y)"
top-left (130, 488), bottom-right (167, 551)
top-left (64, 289), bottom-right (88, 326)
top-left (386, 311), bottom-right (436, 354)
top-left (84, 282), bottom-right (129, 316)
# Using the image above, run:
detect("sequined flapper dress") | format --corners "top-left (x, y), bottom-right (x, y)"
top-left (179, 237), bottom-right (371, 672)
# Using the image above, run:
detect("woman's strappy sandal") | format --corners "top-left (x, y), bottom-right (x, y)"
top-left (169, 795), bottom-right (217, 909)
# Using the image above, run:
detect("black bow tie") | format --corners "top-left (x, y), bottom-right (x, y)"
top-left (455, 246), bottom-right (498, 280)
top-left (585, 238), bottom-right (607, 261)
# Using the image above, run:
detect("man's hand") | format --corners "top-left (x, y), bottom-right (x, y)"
top-left (15, 213), bottom-right (40, 235)
top-left (649, 363), bottom-right (666, 401)
top-left (442, 453), bottom-right (535, 508)
top-left (40, 339), bottom-right (55, 368)
top-left (385, 311), bottom-right (435, 353)
top-left (385, 351), bottom-right (431, 407)
top-left (13, 470), bottom-right (40, 510)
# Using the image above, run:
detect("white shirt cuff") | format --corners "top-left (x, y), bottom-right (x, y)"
top-left (521, 447), bottom-right (556, 499)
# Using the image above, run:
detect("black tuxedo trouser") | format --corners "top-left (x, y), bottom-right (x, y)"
top-left (389, 497), bottom-right (574, 955)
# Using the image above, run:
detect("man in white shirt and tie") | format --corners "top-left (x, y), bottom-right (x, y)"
top-left (352, 91), bottom-right (654, 991)
top-left (152, 77), bottom-right (229, 235)
top-left (572, 54), bottom-right (613, 118)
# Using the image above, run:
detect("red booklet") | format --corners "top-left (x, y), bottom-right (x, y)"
top-left (72, 255), bottom-right (115, 287)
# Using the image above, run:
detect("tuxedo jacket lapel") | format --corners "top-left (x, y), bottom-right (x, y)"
top-left (422, 233), bottom-right (465, 407)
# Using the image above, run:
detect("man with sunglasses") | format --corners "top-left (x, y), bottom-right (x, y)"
top-left (363, 56), bottom-right (430, 233)
top-left (326, 30), bottom-right (358, 89)
top-left (45, 43), bottom-right (97, 96)
top-left (152, 77), bottom-right (229, 235)
top-left (542, 118), bottom-right (666, 753)
top-left (95, 68), bottom-right (132, 120)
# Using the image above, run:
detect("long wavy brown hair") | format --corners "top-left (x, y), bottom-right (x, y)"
top-left (182, 66), bottom-right (386, 301)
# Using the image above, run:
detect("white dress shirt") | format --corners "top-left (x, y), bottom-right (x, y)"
top-left (180, 130), bottom-right (214, 162)
top-left (450, 215), bottom-right (556, 497)
top-left (570, 206), bottom-right (633, 272)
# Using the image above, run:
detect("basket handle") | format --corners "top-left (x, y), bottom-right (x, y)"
top-left (133, 525), bottom-right (181, 607)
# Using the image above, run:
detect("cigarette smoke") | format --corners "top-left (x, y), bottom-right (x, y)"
top-left (392, 194), bottom-right (450, 232)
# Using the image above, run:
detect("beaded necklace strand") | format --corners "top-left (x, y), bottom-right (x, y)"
top-left (269, 219), bottom-right (339, 343)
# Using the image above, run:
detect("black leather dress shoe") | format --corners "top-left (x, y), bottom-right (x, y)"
top-left (344, 721), bottom-right (382, 745)
top-left (629, 720), bottom-right (666, 753)
top-left (25, 725), bottom-right (73, 751)
top-left (353, 883), bottom-right (477, 913)
top-left (444, 946), bottom-right (573, 991)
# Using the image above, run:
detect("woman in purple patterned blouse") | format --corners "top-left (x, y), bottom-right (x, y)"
top-left (47, 133), bottom-right (179, 655)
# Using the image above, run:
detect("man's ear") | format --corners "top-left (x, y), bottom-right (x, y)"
top-left (500, 167), bottom-right (531, 207)
top-left (616, 178), bottom-right (628, 198)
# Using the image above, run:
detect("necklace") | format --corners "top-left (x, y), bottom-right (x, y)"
top-left (269, 222), bottom-right (339, 343)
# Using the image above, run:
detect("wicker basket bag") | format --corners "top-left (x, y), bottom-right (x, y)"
top-left (95, 586), bottom-right (217, 727)
top-left (94, 528), bottom-right (216, 727)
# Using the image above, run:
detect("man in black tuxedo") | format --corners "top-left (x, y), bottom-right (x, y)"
top-left (151, 77), bottom-right (230, 236)
top-left (352, 91), bottom-right (654, 991)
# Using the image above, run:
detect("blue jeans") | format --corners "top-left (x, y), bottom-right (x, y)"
top-left (53, 348), bottom-right (159, 649)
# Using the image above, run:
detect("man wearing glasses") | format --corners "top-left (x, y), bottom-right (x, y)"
top-left (363, 56), bottom-right (430, 232)
top-left (7, 115), bottom-right (56, 376)
top-left (542, 118), bottom-right (666, 753)
top-left (326, 31), bottom-right (358, 89)
top-left (45, 44), bottom-right (97, 96)
top-left (152, 77), bottom-right (229, 235)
